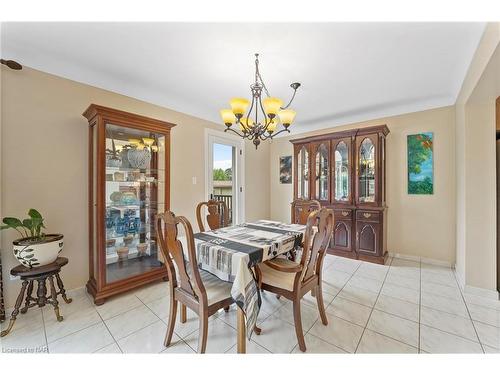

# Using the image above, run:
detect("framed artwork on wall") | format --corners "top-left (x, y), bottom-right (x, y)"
top-left (279, 156), bottom-right (292, 184)
top-left (407, 132), bottom-right (434, 194)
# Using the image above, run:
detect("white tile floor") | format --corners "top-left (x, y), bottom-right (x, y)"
top-left (2, 255), bottom-right (500, 354)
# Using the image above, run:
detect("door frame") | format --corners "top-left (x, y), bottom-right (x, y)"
top-left (204, 128), bottom-right (245, 224)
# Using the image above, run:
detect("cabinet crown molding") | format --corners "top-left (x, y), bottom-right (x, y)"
top-left (289, 124), bottom-right (389, 144)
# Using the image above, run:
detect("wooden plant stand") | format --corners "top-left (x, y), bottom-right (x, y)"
top-left (0, 257), bottom-right (72, 337)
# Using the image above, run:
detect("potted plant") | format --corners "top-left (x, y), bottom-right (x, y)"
top-left (0, 209), bottom-right (63, 268)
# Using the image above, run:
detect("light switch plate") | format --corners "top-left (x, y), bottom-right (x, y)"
top-left (192, 176), bottom-right (197, 185)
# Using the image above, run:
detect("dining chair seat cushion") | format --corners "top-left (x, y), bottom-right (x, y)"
top-left (199, 269), bottom-right (233, 305)
top-left (259, 258), bottom-right (299, 291)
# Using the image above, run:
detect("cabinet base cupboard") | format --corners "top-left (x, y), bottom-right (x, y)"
top-left (291, 125), bottom-right (389, 264)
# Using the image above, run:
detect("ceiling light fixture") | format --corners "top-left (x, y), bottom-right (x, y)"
top-left (220, 53), bottom-right (300, 149)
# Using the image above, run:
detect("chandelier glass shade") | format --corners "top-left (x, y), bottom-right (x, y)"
top-left (219, 53), bottom-right (300, 148)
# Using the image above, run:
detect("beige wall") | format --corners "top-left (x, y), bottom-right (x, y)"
top-left (455, 23), bottom-right (500, 292)
top-left (270, 106), bottom-right (456, 264)
top-left (464, 43), bottom-right (500, 291)
top-left (0, 67), bottom-right (269, 307)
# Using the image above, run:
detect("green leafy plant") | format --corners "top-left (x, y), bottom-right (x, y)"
top-left (0, 208), bottom-right (46, 241)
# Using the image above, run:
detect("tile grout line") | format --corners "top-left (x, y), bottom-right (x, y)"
top-left (286, 257), bottom-right (361, 353)
top-left (40, 307), bottom-right (50, 353)
top-left (136, 292), bottom-right (195, 353)
top-left (40, 291), bottom-right (114, 353)
top-left (353, 256), bottom-right (393, 353)
top-left (88, 292), bottom-right (124, 353)
top-left (451, 266), bottom-right (485, 353)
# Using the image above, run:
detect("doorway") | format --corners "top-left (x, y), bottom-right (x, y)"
top-left (205, 129), bottom-right (245, 225)
top-left (497, 96), bottom-right (500, 293)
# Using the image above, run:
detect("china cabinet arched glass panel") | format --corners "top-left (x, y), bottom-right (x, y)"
top-left (315, 143), bottom-right (329, 201)
top-left (358, 137), bottom-right (376, 203)
top-left (297, 146), bottom-right (309, 199)
top-left (334, 141), bottom-right (350, 202)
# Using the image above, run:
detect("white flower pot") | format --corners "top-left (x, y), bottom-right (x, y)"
top-left (12, 234), bottom-right (64, 268)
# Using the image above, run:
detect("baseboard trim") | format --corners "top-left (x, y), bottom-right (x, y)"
top-left (389, 252), bottom-right (453, 268)
top-left (453, 265), bottom-right (500, 301)
top-left (463, 284), bottom-right (500, 300)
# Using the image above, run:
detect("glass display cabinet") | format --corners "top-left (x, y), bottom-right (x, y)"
top-left (83, 104), bottom-right (175, 305)
top-left (291, 125), bottom-right (389, 264)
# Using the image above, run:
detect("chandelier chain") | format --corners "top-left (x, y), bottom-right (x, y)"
top-left (254, 54), bottom-right (270, 97)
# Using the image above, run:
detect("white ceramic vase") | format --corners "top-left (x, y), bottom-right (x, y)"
top-left (12, 234), bottom-right (64, 268)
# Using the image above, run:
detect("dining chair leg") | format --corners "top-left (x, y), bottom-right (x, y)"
top-left (164, 299), bottom-right (177, 347)
top-left (180, 303), bottom-right (187, 323)
top-left (292, 299), bottom-right (306, 352)
top-left (198, 312), bottom-right (208, 354)
top-left (315, 284), bottom-right (328, 325)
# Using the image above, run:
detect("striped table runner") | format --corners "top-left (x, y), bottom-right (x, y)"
top-left (193, 220), bottom-right (306, 338)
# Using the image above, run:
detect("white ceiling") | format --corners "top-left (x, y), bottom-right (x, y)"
top-left (1, 22), bottom-right (486, 134)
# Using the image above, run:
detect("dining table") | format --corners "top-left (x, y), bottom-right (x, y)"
top-left (192, 219), bottom-right (307, 353)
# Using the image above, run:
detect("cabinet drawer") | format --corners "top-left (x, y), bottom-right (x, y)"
top-left (356, 210), bottom-right (381, 223)
top-left (334, 209), bottom-right (353, 220)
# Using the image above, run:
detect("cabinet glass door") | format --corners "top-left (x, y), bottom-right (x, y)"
top-left (315, 143), bottom-right (329, 201)
top-left (358, 137), bottom-right (376, 203)
top-left (334, 141), bottom-right (350, 202)
top-left (104, 123), bottom-right (166, 284)
top-left (297, 146), bottom-right (309, 199)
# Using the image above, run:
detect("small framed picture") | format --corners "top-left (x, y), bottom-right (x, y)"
top-left (407, 132), bottom-right (434, 194)
top-left (279, 156), bottom-right (292, 184)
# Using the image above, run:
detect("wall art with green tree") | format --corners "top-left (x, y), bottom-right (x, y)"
top-left (407, 132), bottom-right (433, 194)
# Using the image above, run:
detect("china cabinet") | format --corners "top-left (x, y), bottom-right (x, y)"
top-left (83, 104), bottom-right (175, 305)
top-left (291, 125), bottom-right (389, 264)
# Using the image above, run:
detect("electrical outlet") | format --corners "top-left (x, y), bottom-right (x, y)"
top-left (9, 274), bottom-right (19, 281)
top-left (192, 176), bottom-right (197, 185)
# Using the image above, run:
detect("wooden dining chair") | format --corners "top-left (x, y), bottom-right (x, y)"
top-left (291, 199), bottom-right (321, 225)
top-left (196, 199), bottom-right (229, 232)
top-left (286, 199), bottom-right (321, 262)
top-left (156, 211), bottom-right (234, 353)
top-left (257, 208), bottom-right (334, 352)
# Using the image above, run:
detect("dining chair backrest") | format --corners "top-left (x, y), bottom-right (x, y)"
top-left (291, 199), bottom-right (321, 225)
top-left (299, 208), bottom-right (334, 284)
top-left (196, 199), bottom-right (229, 232)
top-left (156, 211), bottom-right (207, 304)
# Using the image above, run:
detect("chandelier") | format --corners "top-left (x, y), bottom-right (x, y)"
top-left (219, 53), bottom-right (300, 149)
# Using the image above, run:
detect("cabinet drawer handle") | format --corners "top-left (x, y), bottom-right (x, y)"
top-left (341, 211), bottom-right (349, 217)
top-left (363, 212), bottom-right (372, 218)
